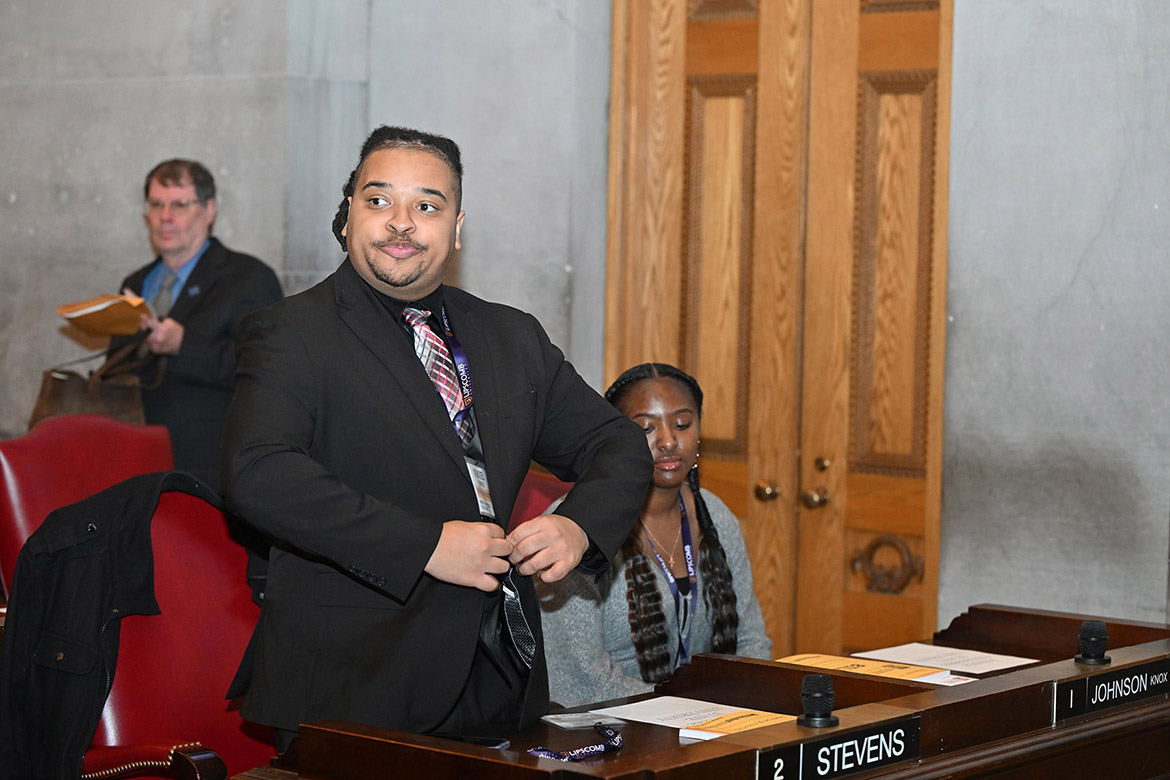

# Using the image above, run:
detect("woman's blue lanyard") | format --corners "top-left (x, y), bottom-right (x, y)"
top-left (439, 305), bottom-right (474, 427)
top-left (644, 493), bottom-right (698, 666)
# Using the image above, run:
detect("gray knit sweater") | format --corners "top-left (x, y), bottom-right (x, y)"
top-left (536, 488), bottom-right (772, 708)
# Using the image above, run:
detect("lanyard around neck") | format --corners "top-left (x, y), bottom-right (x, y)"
top-left (644, 492), bottom-right (698, 665)
top-left (438, 305), bottom-right (474, 420)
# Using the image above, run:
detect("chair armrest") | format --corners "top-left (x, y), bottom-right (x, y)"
top-left (172, 744), bottom-right (228, 780)
top-left (81, 743), bottom-right (226, 780)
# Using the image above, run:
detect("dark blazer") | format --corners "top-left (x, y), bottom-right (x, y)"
top-left (0, 471), bottom-right (221, 780)
top-left (112, 237), bottom-right (283, 479)
top-left (221, 260), bottom-right (651, 735)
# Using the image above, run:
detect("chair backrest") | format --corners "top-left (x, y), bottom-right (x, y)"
top-left (0, 414), bottom-right (172, 597)
top-left (508, 469), bottom-right (574, 532)
top-left (89, 490), bottom-right (274, 773)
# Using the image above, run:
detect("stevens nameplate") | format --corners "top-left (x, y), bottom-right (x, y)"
top-left (758, 716), bottom-right (920, 780)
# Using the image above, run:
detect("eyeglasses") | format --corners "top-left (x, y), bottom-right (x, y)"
top-left (144, 198), bottom-right (202, 216)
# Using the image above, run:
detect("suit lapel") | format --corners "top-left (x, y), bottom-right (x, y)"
top-left (332, 263), bottom-right (470, 480)
top-left (125, 263), bottom-right (156, 297)
top-left (167, 238), bottom-right (226, 322)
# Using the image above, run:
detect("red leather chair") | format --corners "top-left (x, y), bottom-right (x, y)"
top-left (81, 489), bottom-right (275, 777)
top-left (1, 478), bottom-right (276, 777)
top-left (0, 413), bottom-right (173, 598)
top-left (508, 469), bottom-right (574, 532)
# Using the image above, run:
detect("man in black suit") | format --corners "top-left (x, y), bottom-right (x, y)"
top-left (112, 160), bottom-right (282, 482)
top-left (221, 126), bottom-right (651, 750)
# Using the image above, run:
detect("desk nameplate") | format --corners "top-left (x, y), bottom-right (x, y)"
top-left (757, 716), bottom-right (921, 780)
top-left (1054, 657), bottom-right (1170, 722)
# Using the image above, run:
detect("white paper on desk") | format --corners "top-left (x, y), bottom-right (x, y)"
top-left (589, 696), bottom-right (745, 728)
top-left (541, 712), bottom-right (626, 730)
top-left (912, 669), bottom-right (978, 686)
top-left (852, 642), bottom-right (1037, 676)
top-left (589, 696), bottom-right (791, 729)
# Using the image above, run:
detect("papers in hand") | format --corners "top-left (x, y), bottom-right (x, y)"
top-left (589, 696), bottom-right (795, 741)
top-left (777, 653), bottom-right (976, 686)
top-left (57, 293), bottom-right (150, 335)
top-left (851, 642), bottom-right (1038, 676)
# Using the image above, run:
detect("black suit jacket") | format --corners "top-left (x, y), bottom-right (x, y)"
top-left (221, 260), bottom-right (650, 734)
top-left (112, 238), bottom-right (282, 478)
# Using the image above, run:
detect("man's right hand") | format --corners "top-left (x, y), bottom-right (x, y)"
top-left (424, 520), bottom-right (514, 592)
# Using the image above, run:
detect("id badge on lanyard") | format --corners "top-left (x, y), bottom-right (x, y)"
top-left (443, 305), bottom-right (496, 521)
top-left (466, 457), bottom-right (496, 519)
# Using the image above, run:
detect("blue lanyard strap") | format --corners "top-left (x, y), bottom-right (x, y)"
top-left (643, 493), bottom-right (698, 665)
top-left (439, 305), bottom-right (474, 425)
top-left (527, 724), bottom-right (623, 762)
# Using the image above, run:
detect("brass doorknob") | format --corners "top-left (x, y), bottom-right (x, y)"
top-left (754, 482), bottom-right (781, 502)
top-left (801, 488), bottom-right (830, 508)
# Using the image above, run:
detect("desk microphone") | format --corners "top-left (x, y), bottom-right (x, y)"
top-left (796, 673), bottom-right (840, 727)
top-left (1074, 619), bottom-right (1111, 665)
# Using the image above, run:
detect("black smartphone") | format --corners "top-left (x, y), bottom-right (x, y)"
top-left (438, 733), bottom-right (511, 749)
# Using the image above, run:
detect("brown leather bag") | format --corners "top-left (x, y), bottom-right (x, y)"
top-left (28, 339), bottom-right (152, 429)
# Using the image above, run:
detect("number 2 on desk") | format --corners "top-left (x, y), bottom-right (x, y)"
top-left (773, 757), bottom-right (785, 779)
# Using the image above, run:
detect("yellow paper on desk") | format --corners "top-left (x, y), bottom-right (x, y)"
top-left (590, 695), bottom-right (794, 741)
top-left (778, 653), bottom-right (974, 685)
top-left (679, 708), bottom-right (795, 740)
top-left (57, 294), bottom-right (149, 335)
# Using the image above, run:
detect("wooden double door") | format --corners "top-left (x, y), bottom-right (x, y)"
top-left (604, 0), bottom-right (952, 655)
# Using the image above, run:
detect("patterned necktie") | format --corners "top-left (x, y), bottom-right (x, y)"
top-left (403, 308), bottom-right (534, 669)
top-left (502, 569), bottom-right (536, 669)
top-left (152, 269), bottom-right (179, 319)
top-left (403, 307), bottom-right (474, 448)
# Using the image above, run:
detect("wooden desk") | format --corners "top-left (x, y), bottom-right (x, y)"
top-left (234, 605), bottom-right (1170, 779)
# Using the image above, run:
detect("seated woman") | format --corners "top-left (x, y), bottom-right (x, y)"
top-left (537, 363), bottom-right (771, 707)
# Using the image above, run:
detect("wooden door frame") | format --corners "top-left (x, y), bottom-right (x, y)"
top-left (604, 0), bottom-right (951, 655)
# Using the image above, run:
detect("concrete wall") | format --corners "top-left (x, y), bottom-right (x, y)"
top-left (0, 1), bottom-right (291, 436)
top-left (939, 0), bottom-right (1170, 626)
top-left (285, 0), bottom-right (371, 295)
top-left (2, 0), bottom-right (1166, 629)
top-left (364, 0), bottom-right (612, 386)
top-left (0, 0), bottom-right (611, 438)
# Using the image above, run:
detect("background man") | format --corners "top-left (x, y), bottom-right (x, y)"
top-left (112, 159), bottom-right (282, 482)
top-left (221, 126), bottom-right (650, 750)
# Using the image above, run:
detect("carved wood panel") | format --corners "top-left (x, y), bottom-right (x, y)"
top-left (682, 77), bottom-right (757, 455)
top-left (690, 0), bottom-right (758, 20)
top-left (851, 70), bottom-right (938, 477)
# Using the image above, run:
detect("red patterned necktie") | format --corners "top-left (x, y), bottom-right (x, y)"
top-left (404, 308), bottom-right (534, 669)
top-left (403, 307), bottom-right (474, 448)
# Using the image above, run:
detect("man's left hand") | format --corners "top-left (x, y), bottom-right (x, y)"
top-left (506, 514), bottom-right (589, 583)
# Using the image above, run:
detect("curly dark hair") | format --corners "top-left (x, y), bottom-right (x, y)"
top-left (331, 125), bottom-right (464, 251)
top-left (605, 363), bottom-right (740, 683)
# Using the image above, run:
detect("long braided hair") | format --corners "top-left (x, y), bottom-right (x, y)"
top-left (605, 363), bottom-right (740, 683)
